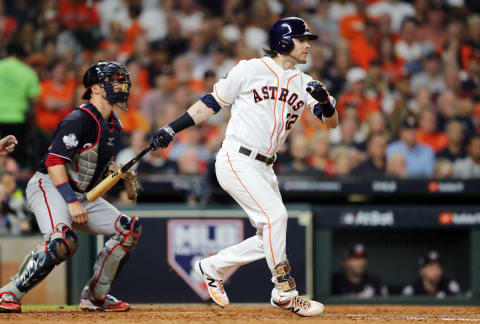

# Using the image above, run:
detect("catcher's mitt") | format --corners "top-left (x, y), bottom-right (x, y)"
top-left (107, 163), bottom-right (142, 201)
top-left (123, 169), bottom-right (142, 201)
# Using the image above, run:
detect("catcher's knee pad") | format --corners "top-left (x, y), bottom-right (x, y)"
top-left (13, 224), bottom-right (78, 294)
top-left (48, 223), bottom-right (79, 260)
top-left (273, 260), bottom-right (296, 292)
top-left (114, 214), bottom-right (142, 252)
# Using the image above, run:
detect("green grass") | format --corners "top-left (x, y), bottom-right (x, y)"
top-left (22, 305), bottom-right (77, 310)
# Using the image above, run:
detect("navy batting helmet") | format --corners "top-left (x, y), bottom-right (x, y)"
top-left (269, 17), bottom-right (318, 54)
top-left (82, 61), bottom-right (131, 110)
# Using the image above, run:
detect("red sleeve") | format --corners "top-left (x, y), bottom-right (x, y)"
top-left (45, 153), bottom-right (66, 168)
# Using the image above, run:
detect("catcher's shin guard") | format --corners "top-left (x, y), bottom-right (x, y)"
top-left (85, 215), bottom-right (141, 301)
top-left (0, 223), bottom-right (78, 299)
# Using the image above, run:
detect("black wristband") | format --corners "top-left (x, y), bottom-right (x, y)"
top-left (320, 100), bottom-right (336, 118)
top-left (169, 112), bottom-right (195, 134)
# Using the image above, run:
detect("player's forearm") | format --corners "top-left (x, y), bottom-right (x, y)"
top-left (47, 164), bottom-right (70, 186)
top-left (323, 111), bottom-right (338, 129)
top-left (48, 164), bottom-right (78, 203)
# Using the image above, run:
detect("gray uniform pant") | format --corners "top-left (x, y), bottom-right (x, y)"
top-left (27, 172), bottom-right (121, 237)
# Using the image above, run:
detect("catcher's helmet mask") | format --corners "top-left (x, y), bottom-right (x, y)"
top-left (82, 61), bottom-right (131, 111)
top-left (269, 17), bottom-right (318, 54)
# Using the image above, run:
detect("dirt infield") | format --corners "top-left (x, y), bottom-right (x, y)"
top-left (1, 305), bottom-right (480, 324)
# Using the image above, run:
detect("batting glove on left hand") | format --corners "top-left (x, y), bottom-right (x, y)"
top-left (306, 80), bottom-right (330, 104)
top-left (150, 126), bottom-right (175, 150)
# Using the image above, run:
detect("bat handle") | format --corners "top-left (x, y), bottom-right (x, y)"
top-left (306, 86), bottom-right (313, 93)
top-left (120, 145), bottom-right (154, 173)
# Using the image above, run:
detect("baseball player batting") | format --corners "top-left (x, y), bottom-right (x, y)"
top-left (0, 62), bottom-right (142, 313)
top-left (150, 17), bottom-right (337, 316)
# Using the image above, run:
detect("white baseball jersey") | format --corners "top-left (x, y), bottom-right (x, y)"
top-left (211, 56), bottom-right (318, 156)
top-left (200, 56), bottom-right (332, 304)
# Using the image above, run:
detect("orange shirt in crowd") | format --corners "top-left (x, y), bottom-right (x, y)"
top-left (115, 108), bottom-right (150, 133)
top-left (59, 0), bottom-right (99, 29)
top-left (336, 92), bottom-right (381, 122)
top-left (36, 79), bottom-right (76, 132)
top-left (416, 130), bottom-right (448, 153)
top-left (381, 58), bottom-right (405, 84)
top-left (340, 14), bottom-right (367, 41)
top-left (99, 22), bottom-right (145, 58)
top-left (349, 36), bottom-right (379, 69)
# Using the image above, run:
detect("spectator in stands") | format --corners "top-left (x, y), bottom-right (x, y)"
top-left (349, 19), bottom-right (380, 70)
top-left (368, 0), bottom-right (415, 33)
top-left (453, 136), bottom-right (480, 178)
top-left (140, 68), bottom-right (173, 123)
top-left (361, 111), bottom-right (390, 144)
top-left (116, 130), bottom-right (148, 171)
top-left (403, 250), bottom-right (461, 297)
top-left (339, 0), bottom-right (370, 42)
top-left (416, 108), bottom-right (448, 153)
top-left (331, 146), bottom-right (354, 177)
top-left (416, 1), bottom-right (447, 52)
top-left (434, 159), bottom-right (453, 179)
top-left (387, 115), bottom-right (435, 177)
top-left (332, 243), bottom-right (388, 298)
top-left (35, 58), bottom-right (75, 135)
top-left (309, 131), bottom-right (334, 177)
top-left (0, 170), bottom-right (30, 234)
top-left (0, 42), bottom-right (40, 167)
top-left (337, 67), bottom-right (381, 122)
top-left (136, 146), bottom-right (178, 175)
top-left (389, 71), bottom-right (413, 135)
top-left (436, 120), bottom-right (467, 163)
top-left (280, 134), bottom-right (317, 176)
top-left (168, 126), bottom-right (211, 174)
top-left (395, 18), bottom-right (422, 67)
top-left (379, 37), bottom-right (405, 88)
top-left (351, 134), bottom-right (387, 177)
top-left (410, 52), bottom-right (446, 95)
top-left (177, 147), bottom-right (203, 205)
top-left (386, 152), bottom-right (408, 178)
top-left (461, 14), bottom-right (480, 73)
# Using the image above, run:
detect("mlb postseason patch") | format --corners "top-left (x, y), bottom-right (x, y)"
top-left (63, 133), bottom-right (79, 149)
top-left (167, 219), bottom-right (243, 300)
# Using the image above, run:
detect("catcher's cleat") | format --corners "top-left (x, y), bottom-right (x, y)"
top-left (80, 288), bottom-right (130, 312)
top-left (0, 292), bottom-right (21, 313)
top-left (194, 261), bottom-right (229, 308)
top-left (271, 296), bottom-right (325, 317)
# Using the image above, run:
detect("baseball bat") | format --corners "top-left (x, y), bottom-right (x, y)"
top-left (86, 145), bottom-right (153, 202)
top-left (306, 86), bottom-right (314, 93)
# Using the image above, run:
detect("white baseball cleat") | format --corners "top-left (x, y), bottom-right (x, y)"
top-left (271, 296), bottom-right (325, 317)
top-left (194, 260), bottom-right (229, 308)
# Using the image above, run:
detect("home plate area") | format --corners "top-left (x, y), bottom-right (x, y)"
top-left (2, 305), bottom-right (480, 324)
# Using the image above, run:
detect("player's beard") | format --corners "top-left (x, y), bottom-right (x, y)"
top-left (288, 52), bottom-right (307, 65)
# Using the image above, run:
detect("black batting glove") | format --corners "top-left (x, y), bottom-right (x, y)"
top-left (313, 104), bottom-right (323, 119)
top-left (306, 80), bottom-right (330, 104)
top-left (150, 126), bottom-right (175, 150)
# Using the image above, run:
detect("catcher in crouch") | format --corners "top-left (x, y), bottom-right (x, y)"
top-left (0, 61), bottom-right (142, 313)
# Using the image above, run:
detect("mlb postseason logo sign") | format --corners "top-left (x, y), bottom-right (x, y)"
top-left (167, 219), bottom-right (244, 300)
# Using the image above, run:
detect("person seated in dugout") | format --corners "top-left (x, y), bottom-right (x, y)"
top-left (331, 243), bottom-right (388, 298)
top-left (402, 250), bottom-right (461, 298)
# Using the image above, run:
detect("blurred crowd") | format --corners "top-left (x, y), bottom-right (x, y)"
top-left (1, 0), bottom-right (480, 230)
